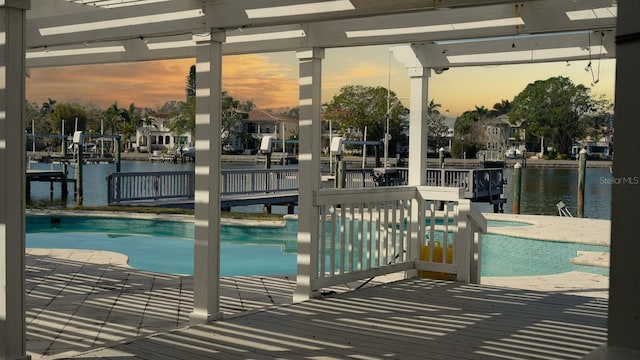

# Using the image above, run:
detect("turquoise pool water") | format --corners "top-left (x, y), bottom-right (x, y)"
top-left (27, 216), bottom-right (297, 276)
top-left (26, 215), bottom-right (608, 277)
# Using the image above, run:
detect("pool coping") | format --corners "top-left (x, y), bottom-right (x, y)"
top-left (483, 213), bottom-right (610, 246)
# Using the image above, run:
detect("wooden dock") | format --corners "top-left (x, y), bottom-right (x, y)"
top-left (26, 169), bottom-right (76, 201)
top-left (105, 167), bottom-right (506, 212)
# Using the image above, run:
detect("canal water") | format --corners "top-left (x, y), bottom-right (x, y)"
top-left (476, 166), bottom-right (612, 219)
top-left (26, 161), bottom-right (612, 220)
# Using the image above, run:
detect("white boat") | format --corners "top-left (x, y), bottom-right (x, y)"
top-left (178, 145), bottom-right (195, 159)
top-left (505, 148), bottom-right (523, 159)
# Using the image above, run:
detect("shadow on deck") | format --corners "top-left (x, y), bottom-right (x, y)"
top-left (36, 254), bottom-right (607, 359)
top-left (75, 278), bottom-right (608, 359)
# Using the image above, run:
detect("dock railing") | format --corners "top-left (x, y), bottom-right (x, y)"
top-left (303, 186), bottom-right (486, 296)
top-left (346, 167), bottom-right (504, 199)
top-left (107, 171), bottom-right (195, 204)
top-left (107, 167), bottom-right (502, 205)
top-left (107, 168), bottom-right (299, 205)
top-left (221, 168), bottom-right (298, 195)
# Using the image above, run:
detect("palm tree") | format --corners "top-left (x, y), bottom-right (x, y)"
top-left (474, 105), bottom-right (490, 120)
top-left (491, 99), bottom-right (511, 116)
top-left (40, 98), bottom-right (56, 117)
top-left (118, 103), bottom-right (142, 149)
top-left (427, 99), bottom-right (441, 114)
top-left (103, 102), bottom-right (122, 135)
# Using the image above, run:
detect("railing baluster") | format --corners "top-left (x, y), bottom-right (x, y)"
top-left (367, 201), bottom-right (374, 269)
top-left (330, 205), bottom-right (337, 276)
top-left (358, 204), bottom-right (364, 271)
top-left (398, 199), bottom-right (405, 262)
top-left (320, 205), bottom-right (327, 278)
top-left (429, 200), bottom-right (436, 261)
top-left (339, 205), bottom-right (346, 274)
top-left (349, 206), bottom-right (355, 272)
top-left (443, 201), bottom-right (450, 266)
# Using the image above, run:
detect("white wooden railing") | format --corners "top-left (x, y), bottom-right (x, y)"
top-left (107, 169), bottom-right (299, 204)
top-left (106, 171), bottom-right (195, 204)
top-left (107, 168), bottom-right (503, 205)
top-left (220, 168), bottom-right (298, 194)
top-left (303, 186), bottom-right (486, 295)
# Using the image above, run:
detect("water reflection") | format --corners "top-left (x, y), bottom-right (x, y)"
top-left (476, 167), bottom-right (611, 219)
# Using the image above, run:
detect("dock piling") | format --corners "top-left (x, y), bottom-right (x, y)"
top-left (512, 162), bottom-right (522, 214)
top-left (577, 149), bottom-right (587, 218)
top-left (336, 160), bottom-right (346, 188)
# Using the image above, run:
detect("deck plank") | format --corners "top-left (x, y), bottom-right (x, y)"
top-left (74, 278), bottom-right (608, 359)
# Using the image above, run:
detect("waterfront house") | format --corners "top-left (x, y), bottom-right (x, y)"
top-left (572, 138), bottom-right (614, 160)
top-left (134, 115), bottom-right (193, 153)
top-left (483, 114), bottom-right (526, 158)
top-left (225, 108), bottom-right (298, 154)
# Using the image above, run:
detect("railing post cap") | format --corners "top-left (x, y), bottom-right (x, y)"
top-left (514, 162), bottom-right (522, 168)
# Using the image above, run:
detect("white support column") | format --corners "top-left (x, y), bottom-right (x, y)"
top-left (294, 47), bottom-right (324, 302)
top-left (190, 31), bottom-right (224, 324)
top-left (406, 67), bottom-right (430, 277)
top-left (407, 67), bottom-right (429, 277)
top-left (407, 67), bottom-right (429, 187)
top-left (605, 0), bottom-right (640, 354)
top-left (0, 2), bottom-right (31, 359)
top-left (392, 46), bottom-right (431, 277)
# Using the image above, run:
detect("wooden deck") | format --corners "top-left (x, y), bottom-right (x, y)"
top-left (72, 278), bottom-right (608, 359)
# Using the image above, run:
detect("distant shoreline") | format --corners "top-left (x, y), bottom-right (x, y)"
top-left (117, 152), bottom-right (612, 169)
top-left (48, 151), bottom-right (604, 169)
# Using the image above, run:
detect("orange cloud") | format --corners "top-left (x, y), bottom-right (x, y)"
top-left (26, 55), bottom-right (300, 111)
top-left (222, 54), bottom-right (298, 109)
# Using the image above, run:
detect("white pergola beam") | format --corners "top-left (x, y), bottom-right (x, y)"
top-left (23, 0), bottom-right (617, 68)
top-left (26, 0), bottom-right (203, 48)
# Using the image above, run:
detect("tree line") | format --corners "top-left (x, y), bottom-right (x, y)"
top-left (27, 67), bottom-right (612, 160)
top-left (323, 76), bottom-right (612, 160)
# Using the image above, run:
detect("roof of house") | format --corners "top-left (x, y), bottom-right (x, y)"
top-left (247, 109), bottom-right (297, 124)
top-left (484, 114), bottom-right (524, 127)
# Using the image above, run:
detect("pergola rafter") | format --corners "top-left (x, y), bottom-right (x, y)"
top-left (25, 0), bottom-right (617, 68)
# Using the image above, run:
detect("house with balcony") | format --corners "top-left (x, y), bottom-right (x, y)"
top-left (225, 108), bottom-right (298, 154)
top-left (134, 115), bottom-right (193, 153)
top-left (483, 114), bottom-right (526, 158)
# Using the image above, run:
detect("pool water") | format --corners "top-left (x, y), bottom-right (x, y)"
top-left (27, 216), bottom-right (298, 276)
top-left (27, 231), bottom-right (296, 276)
top-left (26, 216), bottom-right (609, 277)
top-left (482, 233), bottom-right (609, 277)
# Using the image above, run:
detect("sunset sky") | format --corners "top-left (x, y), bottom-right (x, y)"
top-left (25, 44), bottom-right (616, 118)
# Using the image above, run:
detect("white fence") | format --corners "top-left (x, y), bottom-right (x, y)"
top-left (301, 186), bottom-right (486, 296)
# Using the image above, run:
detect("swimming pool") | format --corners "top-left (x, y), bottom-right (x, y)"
top-left (26, 215), bottom-right (297, 276)
top-left (26, 215), bottom-right (609, 277)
